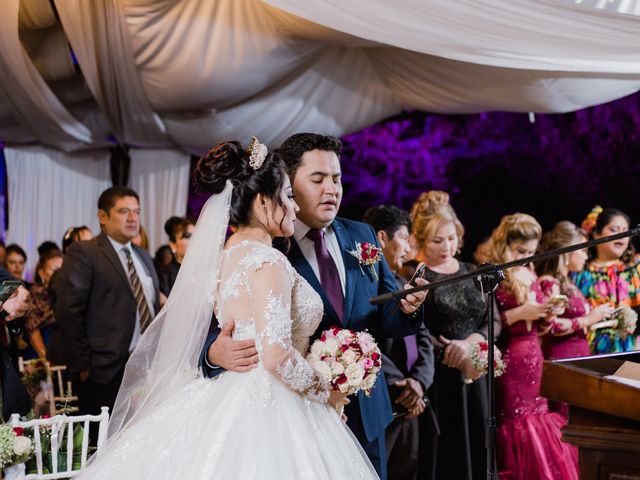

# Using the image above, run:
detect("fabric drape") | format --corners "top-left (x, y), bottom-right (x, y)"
top-left (4, 146), bottom-right (111, 280)
top-left (128, 149), bottom-right (191, 254)
top-left (1, 0), bottom-right (639, 150)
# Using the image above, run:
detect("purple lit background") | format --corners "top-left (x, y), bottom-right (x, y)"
top-left (189, 92), bottom-right (640, 260)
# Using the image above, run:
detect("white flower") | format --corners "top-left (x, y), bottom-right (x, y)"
top-left (358, 332), bottom-right (377, 354)
top-left (331, 362), bottom-right (345, 375)
top-left (362, 374), bottom-right (377, 390)
top-left (324, 338), bottom-right (340, 355)
top-left (310, 341), bottom-right (324, 357)
top-left (341, 349), bottom-right (357, 364)
top-left (345, 363), bottom-right (365, 387)
top-left (312, 361), bottom-right (333, 380)
top-left (336, 330), bottom-right (351, 341)
top-left (13, 436), bottom-right (32, 456)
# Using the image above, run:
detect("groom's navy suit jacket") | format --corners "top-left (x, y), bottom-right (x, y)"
top-left (201, 217), bottom-right (422, 444)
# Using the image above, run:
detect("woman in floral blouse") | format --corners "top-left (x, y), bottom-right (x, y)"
top-left (573, 207), bottom-right (640, 353)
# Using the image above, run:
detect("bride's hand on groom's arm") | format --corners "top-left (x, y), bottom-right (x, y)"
top-left (207, 320), bottom-right (258, 372)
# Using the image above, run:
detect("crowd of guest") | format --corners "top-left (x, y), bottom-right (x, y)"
top-left (1, 155), bottom-right (638, 478)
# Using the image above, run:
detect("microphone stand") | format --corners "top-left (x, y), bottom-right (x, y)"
top-left (370, 226), bottom-right (640, 480)
top-left (475, 265), bottom-right (503, 479)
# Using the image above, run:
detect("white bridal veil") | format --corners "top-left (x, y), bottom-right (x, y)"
top-left (105, 180), bottom-right (233, 441)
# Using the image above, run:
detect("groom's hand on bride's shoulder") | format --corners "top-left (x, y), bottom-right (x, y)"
top-left (208, 320), bottom-right (258, 372)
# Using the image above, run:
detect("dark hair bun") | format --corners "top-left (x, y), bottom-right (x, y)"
top-left (194, 141), bottom-right (251, 194)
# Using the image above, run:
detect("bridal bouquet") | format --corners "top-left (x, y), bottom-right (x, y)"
top-left (613, 306), bottom-right (638, 338)
top-left (468, 341), bottom-right (505, 378)
top-left (590, 306), bottom-right (638, 338)
top-left (307, 328), bottom-right (382, 397)
top-left (0, 424), bottom-right (34, 470)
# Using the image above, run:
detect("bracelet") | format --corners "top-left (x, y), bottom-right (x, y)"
top-left (570, 317), bottom-right (581, 332)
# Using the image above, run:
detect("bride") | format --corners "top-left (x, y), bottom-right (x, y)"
top-left (77, 140), bottom-right (379, 479)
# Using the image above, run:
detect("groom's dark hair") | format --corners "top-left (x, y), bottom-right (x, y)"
top-left (279, 133), bottom-right (342, 179)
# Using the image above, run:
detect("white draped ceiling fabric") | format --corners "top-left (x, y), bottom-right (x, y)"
top-left (0, 0), bottom-right (639, 269)
top-left (1, 0), bottom-right (639, 152)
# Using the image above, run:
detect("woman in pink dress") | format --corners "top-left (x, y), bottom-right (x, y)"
top-left (535, 221), bottom-right (614, 418)
top-left (490, 213), bottom-right (578, 480)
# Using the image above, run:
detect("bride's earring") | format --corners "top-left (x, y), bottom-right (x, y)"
top-left (263, 204), bottom-right (270, 228)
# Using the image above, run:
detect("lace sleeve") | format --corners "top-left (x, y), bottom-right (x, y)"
top-left (247, 255), bottom-right (330, 403)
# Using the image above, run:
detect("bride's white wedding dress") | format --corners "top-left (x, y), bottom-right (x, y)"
top-left (79, 241), bottom-right (378, 479)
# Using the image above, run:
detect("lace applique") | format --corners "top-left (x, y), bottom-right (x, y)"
top-left (219, 270), bottom-right (248, 301)
top-left (256, 291), bottom-right (329, 403)
top-left (278, 354), bottom-right (313, 391)
top-left (262, 293), bottom-right (291, 348)
top-left (240, 248), bottom-right (286, 272)
top-left (247, 366), bottom-right (274, 406)
top-left (231, 318), bottom-right (256, 341)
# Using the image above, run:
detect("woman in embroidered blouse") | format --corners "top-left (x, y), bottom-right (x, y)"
top-left (492, 213), bottom-right (578, 480)
top-left (535, 221), bottom-right (614, 417)
top-left (573, 207), bottom-right (640, 353)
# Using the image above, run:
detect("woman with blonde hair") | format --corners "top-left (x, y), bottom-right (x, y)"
top-left (411, 191), bottom-right (498, 480)
top-left (492, 213), bottom-right (578, 480)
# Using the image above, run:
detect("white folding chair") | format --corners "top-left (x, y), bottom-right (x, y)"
top-left (17, 357), bottom-right (56, 417)
top-left (18, 358), bottom-right (79, 415)
top-left (10, 407), bottom-right (109, 479)
top-left (49, 365), bottom-right (79, 414)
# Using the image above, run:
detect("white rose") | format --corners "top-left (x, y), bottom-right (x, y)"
top-left (13, 436), bottom-right (32, 456)
top-left (336, 330), bottom-right (351, 341)
top-left (310, 341), bottom-right (324, 356)
top-left (312, 361), bottom-right (333, 380)
top-left (345, 364), bottom-right (365, 387)
top-left (324, 338), bottom-right (340, 355)
top-left (341, 349), bottom-right (356, 364)
top-left (362, 374), bottom-right (377, 390)
top-left (331, 362), bottom-right (345, 375)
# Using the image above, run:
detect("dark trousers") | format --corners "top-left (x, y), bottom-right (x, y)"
top-left (386, 415), bottom-right (419, 480)
top-left (74, 366), bottom-right (125, 443)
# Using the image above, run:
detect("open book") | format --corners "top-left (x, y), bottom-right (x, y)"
top-left (604, 361), bottom-right (640, 389)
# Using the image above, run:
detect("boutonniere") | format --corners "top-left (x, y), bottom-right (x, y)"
top-left (348, 241), bottom-right (383, 279)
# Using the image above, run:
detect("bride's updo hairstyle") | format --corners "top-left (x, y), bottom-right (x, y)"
top-left (194, 140), bottom-right (288, 227)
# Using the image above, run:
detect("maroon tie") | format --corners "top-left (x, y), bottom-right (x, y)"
top-left (306, 229), bottom-right (344, 322)
top-left (404, 335), bottom-right (419, 371)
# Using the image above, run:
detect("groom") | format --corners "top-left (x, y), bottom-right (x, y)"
top-left (201, 133), bottom-right (427, 479)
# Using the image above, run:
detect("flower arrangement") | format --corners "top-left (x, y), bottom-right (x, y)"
top-left (347, 242), bottom-right (383, 279)
top-left (21, 359), bottom-right (50, 398)
top-left (22, 420), bottom-right (86, 475)
top-left (468, 341), bottom-right (506, 378)
top-left (581, 205), bottom-right (603, 235)
top-left (307, 328), bottom-right (382, 398)
top-left (613, 306), bottom-right (637, 338)
top-left (0, 424), bottom-right (34, 470)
